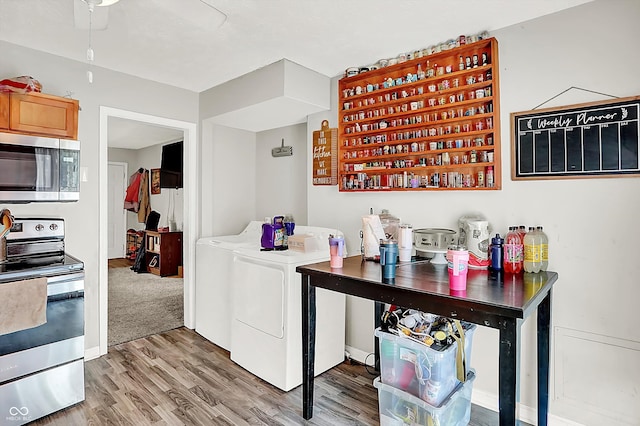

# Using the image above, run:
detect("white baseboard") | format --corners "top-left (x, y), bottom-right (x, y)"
top-left (345, 347), bottom-right (583, 426)
top-left (471, 388), bottom-right (585, 426)
top-left (345, 345), bottom-right (375, 367)
top-left (84, 345), bottom-right (101, 361)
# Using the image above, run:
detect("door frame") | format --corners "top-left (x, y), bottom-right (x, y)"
top-left (107, 161), bottom-right (128, 259)
top-left (98, 106), bottom-right (198, 356)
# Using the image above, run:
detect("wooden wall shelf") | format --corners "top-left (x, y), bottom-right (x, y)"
top-left (338, 37), bottom-right (501, 191)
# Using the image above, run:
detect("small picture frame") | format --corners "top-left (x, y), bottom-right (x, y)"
top-left (150, 168), bottom-right (161, 195)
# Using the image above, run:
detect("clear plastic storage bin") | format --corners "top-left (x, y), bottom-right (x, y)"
top-left (375, 324), bottom-right (475, 406)
top-left (374, 370), bottom-right (475, 426)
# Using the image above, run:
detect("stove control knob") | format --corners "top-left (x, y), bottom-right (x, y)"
top-left (50, 223), bottom-right (58, 231)
top-left (35, 224), bottom-right (44, 231)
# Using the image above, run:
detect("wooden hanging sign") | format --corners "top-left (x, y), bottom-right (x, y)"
top-left (312, 120), bottom-right (338, 185)
top-left (511, 95), bottom-right (640, 180)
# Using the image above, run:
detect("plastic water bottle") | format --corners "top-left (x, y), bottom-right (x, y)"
top-left (537, 226), bottom-right (549, 271)
top-left (503, 227), bottom-right (523, 274)
top-left (523, 227), bottom-right (541, 273)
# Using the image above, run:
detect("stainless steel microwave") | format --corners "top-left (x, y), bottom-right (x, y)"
top-left (0, 132), bottom-right (80, 202)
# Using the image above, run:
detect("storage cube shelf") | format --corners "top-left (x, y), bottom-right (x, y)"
top-left (338, 37), bottom-right (500, 191)
top-left (374, 370), bottom-right (475, 426)
top-left (375, 325), bottom-right (475, 407)
top-left (144, 231), bottom-right (183, 277)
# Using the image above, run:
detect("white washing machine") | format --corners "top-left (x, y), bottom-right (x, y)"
top-left (195, 221), bottom-right (263, 350)
top-left (230, 226), bottom-right (346, 391)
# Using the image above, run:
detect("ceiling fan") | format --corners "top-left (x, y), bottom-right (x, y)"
top-left (72, 0), bottom-right (227, 31)
top-left (73, 0), bottom-right (118, 31)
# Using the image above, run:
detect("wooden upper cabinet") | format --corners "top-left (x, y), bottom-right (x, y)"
top-left (0, 93), bottom-right (8, 129)
top-left (7, 92), bottom-right (79, 139)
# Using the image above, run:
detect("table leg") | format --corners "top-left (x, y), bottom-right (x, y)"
top-left (537, 291), bottom-right (552, 426)
top-left (499, 318), bottom-right (518, 426)
top-left (302, 274), bottom-right (316, 420)
top-left (373, 301), bottom-right (385, 372)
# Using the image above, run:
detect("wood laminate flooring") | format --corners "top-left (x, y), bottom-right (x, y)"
top-left (108, 258), bottom-right (134, 269)
top-left (33, 327), bottom-right (506, 425)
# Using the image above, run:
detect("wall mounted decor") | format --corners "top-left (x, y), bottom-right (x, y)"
top-left (511, 95), bottom-right (640, 180)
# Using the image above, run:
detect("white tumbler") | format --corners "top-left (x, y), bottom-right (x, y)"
top-left (398, 224), bottom-right (413, 262)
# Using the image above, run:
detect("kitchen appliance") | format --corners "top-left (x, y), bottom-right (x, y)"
top-left (0, 218), bottom-right (85, 425)
top-left (230, 225), bottom-right (346, 391)
top-left (0, 132), bottom-right (80, 203)
top-left (195, 221), bottom-right (263, 350)
top-left (413, 228), bottom-right (457, 264)
top-left (458, 217), bottom-right (490, 269)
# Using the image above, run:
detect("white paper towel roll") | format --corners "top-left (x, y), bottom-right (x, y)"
top-left (362, 215), bottom-right (386, 258)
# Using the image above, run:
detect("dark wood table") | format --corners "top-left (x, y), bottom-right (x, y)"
top-left (297, 255), bottom-right (558, 426)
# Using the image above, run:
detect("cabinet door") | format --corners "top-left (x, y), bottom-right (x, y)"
top-left (0, 93), bottom-right (8, 129)
top-left (9, 93), bottom-right (79, 139)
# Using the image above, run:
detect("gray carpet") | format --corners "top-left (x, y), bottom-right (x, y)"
top-left (108, 266), bottom-right (184, 346)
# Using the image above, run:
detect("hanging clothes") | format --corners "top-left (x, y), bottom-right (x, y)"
top-left (124, 169), bottom-right (144, 212)
top-left (124, 168), bottom-right (152, 223)
top-left (137, 170), bottom-right (151, 224)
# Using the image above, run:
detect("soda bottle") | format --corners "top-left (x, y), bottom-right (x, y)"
top-left (503, 227), bottom-right (523, 274)
top-left (537, 226), bottom-right (549, 271)
top-left (523, 227), bottom-right (541, 273)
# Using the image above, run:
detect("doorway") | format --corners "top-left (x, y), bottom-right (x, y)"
top-left (98, 106), bottom-right (197, 356)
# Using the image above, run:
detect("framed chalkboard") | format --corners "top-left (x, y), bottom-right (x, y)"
top-left (511, 95), bottom-right (640, 180)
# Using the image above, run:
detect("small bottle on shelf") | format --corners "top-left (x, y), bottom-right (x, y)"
top-left (486, 166), bottom-right (494, 188)
top-left (417, 64), bottom-right (425, 80)
top-left (458, 55), bottom-right (465, 71)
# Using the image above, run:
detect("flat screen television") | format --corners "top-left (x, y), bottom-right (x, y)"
top-left (160, 141), bottom-right (183, 188)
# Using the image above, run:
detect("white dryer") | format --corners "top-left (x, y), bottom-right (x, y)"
top-left (195, 221), bottom-right (263, 350)
top-left (230, 226), bottom-right (346, 391)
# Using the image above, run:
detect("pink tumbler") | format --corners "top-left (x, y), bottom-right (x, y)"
top-left (329, 236), bottom-right (345, 268)
top-left (447, 245), bottom-right (469, 290)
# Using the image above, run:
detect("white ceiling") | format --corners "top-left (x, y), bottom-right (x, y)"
top-left (0, 0), bottom-right (593, 148)
top-left (107, 117), bottom-right (184, 149)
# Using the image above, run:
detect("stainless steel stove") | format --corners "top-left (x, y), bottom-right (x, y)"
top-left (0, 218), bottom-right (85, 425)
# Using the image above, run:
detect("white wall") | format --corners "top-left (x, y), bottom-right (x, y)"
top-left (306, 1), bottom-right (640, 425)
top-left (199, 120), bottom-right (257, 237)
top-left (255, 123), bottom-right (308, 224)
top-left (0, 40), bottom-right (198, 352)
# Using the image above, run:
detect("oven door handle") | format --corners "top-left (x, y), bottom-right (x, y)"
top-left (47, 272), bottom-right (84, 296)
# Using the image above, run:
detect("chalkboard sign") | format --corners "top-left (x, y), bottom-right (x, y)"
top-left (511, 95), bottom-right (640, 180)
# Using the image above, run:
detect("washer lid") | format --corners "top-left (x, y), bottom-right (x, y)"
top-left (233, 246), bottom-right (330, 265)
